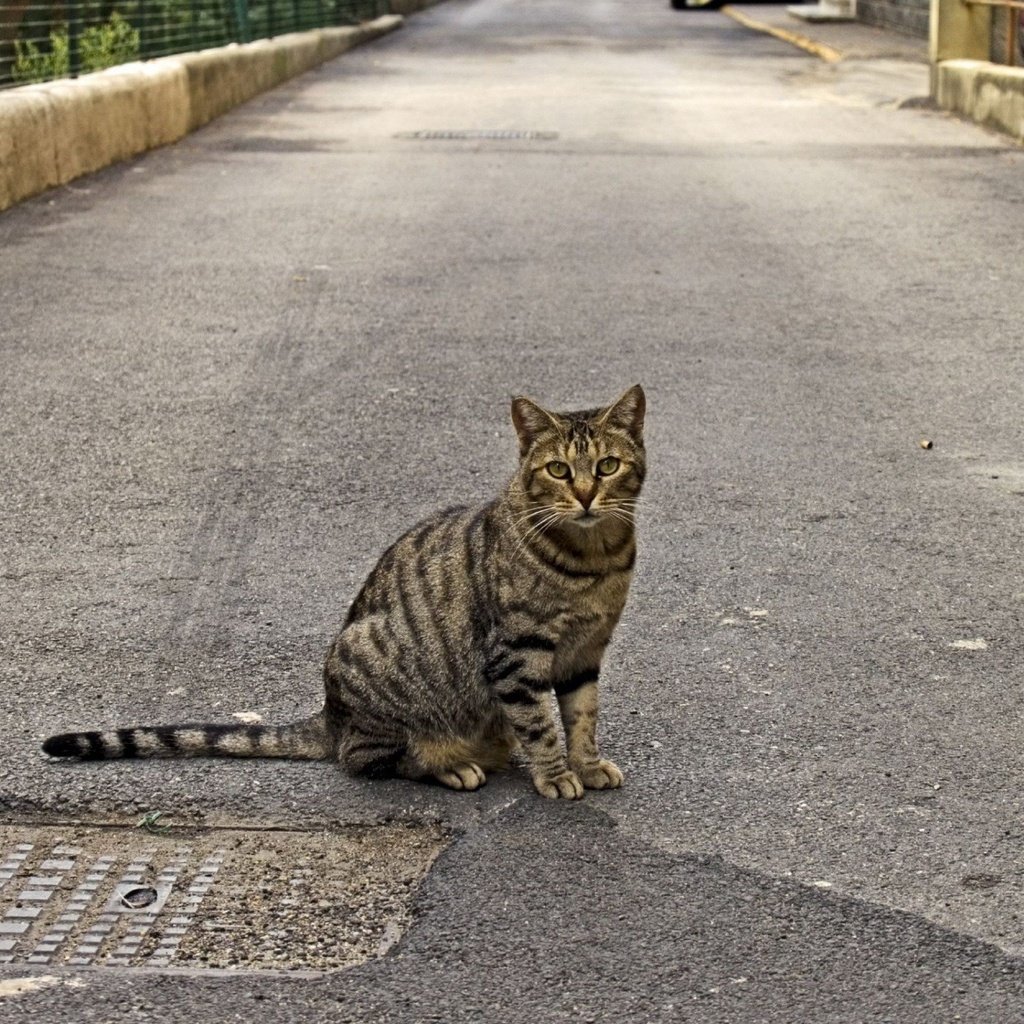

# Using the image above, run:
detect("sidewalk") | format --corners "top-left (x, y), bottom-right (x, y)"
top-left (723, 3), bottom-right (929, 64)
top-left (723, 2), bottom-right (1024, 141)
top-left (720, 2), bottom-right (932, 108)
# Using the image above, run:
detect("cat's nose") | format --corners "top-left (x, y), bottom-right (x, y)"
top-left (573, 483), bottom-right (597, 510)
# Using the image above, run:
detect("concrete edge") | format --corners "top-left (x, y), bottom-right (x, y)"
top-left (0, 14), bottom-right (403, 214)
top-left (721, 5), bottom-right (845, 64)
top-left (388, 0), bottom-right (445, 12)
top-left (932, 58), bottom-right (1024, 142)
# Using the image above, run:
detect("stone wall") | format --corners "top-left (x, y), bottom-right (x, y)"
top-left (857, 0), bottom-right (931, 39)
top-left (0, 18), bottom-right (402, 212)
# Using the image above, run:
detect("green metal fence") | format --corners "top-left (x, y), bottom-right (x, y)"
top-left (0, 0), bottom-right (386, 90)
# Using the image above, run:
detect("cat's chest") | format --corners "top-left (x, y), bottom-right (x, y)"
top-left (544, 575), bottom-right (631, 650)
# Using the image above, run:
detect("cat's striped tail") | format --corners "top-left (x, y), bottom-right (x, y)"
top-left (42, 713), bottom-right (330, 762)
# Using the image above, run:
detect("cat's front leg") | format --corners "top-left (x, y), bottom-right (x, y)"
top-left (555, 668), bottom-right (623, 790)
top-left (487, 640), bottom-right (583, 799)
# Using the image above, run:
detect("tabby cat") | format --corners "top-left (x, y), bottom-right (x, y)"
top-left (43, 385), bottom-right (646, 799)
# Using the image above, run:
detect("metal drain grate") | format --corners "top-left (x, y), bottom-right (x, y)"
top-left (0, 824), bottom-right (446, 973)
top-left (396, 129), bottom-right (559, 140)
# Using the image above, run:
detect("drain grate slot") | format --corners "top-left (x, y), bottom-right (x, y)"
top-left (0, 824), bottom-right (446, 973)
top-left (396, 129), bottom-right (559, 140)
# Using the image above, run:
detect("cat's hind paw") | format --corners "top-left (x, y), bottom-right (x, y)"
top-left (435, 762), bottom-right (486, 791)
top-left (575, 758), bottom-right (623, 790)
top-left (533, 770), bottom-right (584, 800)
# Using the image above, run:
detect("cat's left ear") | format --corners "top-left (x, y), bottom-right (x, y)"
top-left (511, 396), bottom-right (559, 455)
top-left (599, 384), bottom-right (646, 438)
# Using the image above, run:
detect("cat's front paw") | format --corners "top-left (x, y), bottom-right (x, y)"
top-left (533, 770), bottom-right (584, 800)
top-left (574, 758), bottom-right (623, 790)
top-left (435, 763), bottom-right (486, 791)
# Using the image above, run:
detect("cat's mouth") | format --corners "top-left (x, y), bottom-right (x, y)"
top-left (572, 510), bottom-right (602, 527)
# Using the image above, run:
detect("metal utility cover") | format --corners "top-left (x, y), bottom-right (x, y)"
top-left (0, 823), bottom-right (446, 973)
top-left (396, 130), bottom-right (559, 140)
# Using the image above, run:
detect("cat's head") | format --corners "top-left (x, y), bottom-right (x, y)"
top-left (510, 385), bottom-right (646, 529)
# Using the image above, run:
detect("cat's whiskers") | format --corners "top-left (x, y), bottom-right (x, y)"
top-left (593, 504), bottom-right (632, 526)
top-left (510, 508), bottom-right (566, 561)
top-left (510, 505), bottom-right (558, 526)
top-left (607, 499), bottom-right (645, 521)
top-left (509, 508), bottom-right (563, 552)
top-left (596, 498), bottom-right (638, 518)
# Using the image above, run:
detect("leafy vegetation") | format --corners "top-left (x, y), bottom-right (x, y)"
top-left (3, 1), bottom-right (382, 88)
top-left (12, 13), bottom-right (140, 84)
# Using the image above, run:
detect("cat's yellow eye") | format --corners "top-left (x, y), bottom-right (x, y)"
top-left (546, 461), bottom-right (571, 479)
top-left (596, 456), bottom-right (621, 476)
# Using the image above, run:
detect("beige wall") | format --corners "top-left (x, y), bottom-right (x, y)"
top-left (930, 0), bottom-right (1024, 142)
top-left (0, 16), bottom-right (404, 213)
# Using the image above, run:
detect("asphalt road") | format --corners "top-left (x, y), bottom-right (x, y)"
top-left (3, 0), bottom-right (1024, 1019)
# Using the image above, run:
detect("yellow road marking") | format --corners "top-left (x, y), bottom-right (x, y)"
top-left (721, 6), bottom-right (844, 64)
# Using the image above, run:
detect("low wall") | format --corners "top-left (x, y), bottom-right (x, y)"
top-left (389, 0), bottom-right (445, 11)
top-left (857, 0), bottom-right (930, 38)
top-left (0, 15), bottom-right (402, 213)
top-left (933, 58), bottom-right (1024, 141)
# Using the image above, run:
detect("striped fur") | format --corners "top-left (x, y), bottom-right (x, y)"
top-left (42, 386), bottom-right (646, 800)
top-left (42, 717), bottom-right (328, 761)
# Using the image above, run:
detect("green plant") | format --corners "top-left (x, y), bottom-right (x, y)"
top-left (12, 29), bottom-right (69, 84)
top-left (81, 12), bottom-right (141, 71)
top-left (137, 810), bottom-right (173, 834)
top-left (11, 13), bottom-right (140, 86)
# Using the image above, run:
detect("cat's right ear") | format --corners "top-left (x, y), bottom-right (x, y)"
top-left (511, 397), bottom-right (558, 455)
top-left (599, 384), bottom-right (646, 438)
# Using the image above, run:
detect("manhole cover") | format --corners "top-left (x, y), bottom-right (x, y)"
top-left (395, 129), bottom-right (559, 140)
top-left (215, 137), bottom-right (337, 153)
top-left (0, 823), bottom-right (446, 973)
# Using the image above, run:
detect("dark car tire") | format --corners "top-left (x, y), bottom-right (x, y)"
top-left (671, 0), bottom-right (726, 8)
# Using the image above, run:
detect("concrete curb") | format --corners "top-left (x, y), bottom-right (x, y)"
top-left (0, 15), bottom-right (403, 213)
top-left (388, 0), bottom-right (444, 12)
top-left (933, 59), bottom-right (1024, 142)
top-left (721, 5), bottom-right (844, 63)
